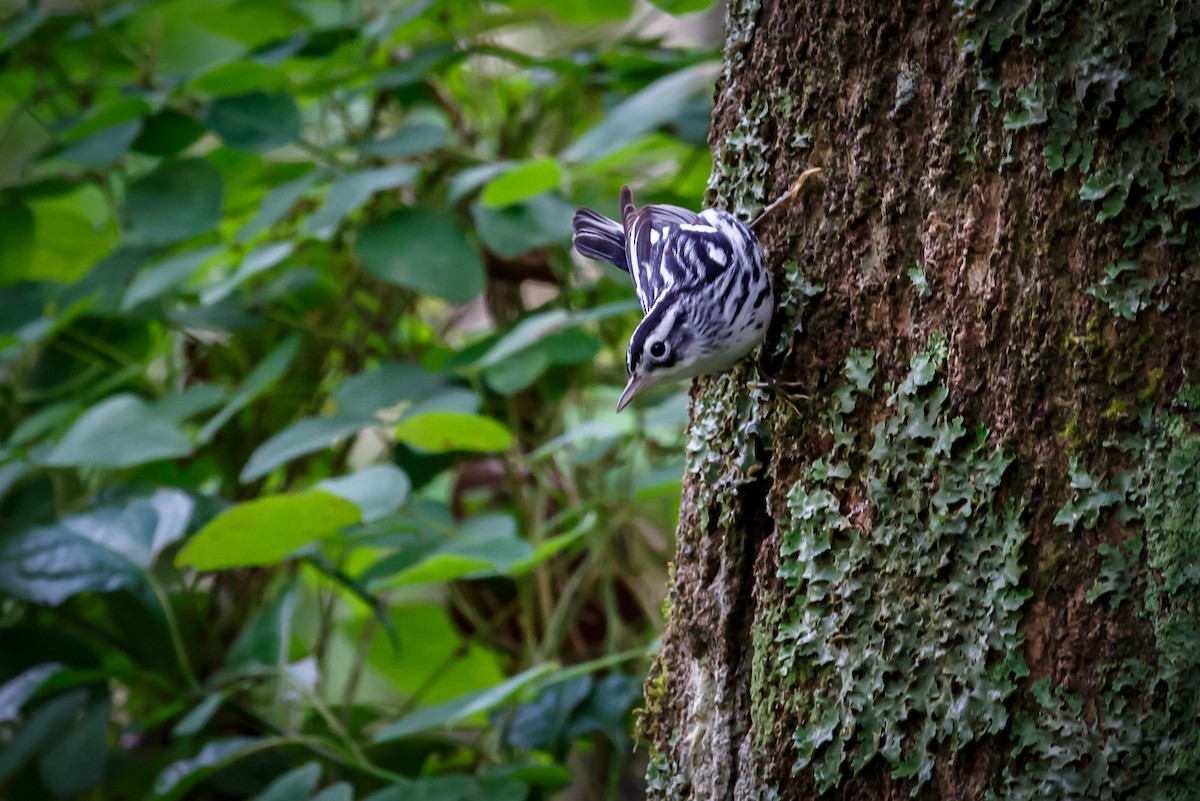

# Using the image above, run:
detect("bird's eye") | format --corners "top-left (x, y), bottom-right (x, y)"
top-left (650, 342), bottom-right (667, 358)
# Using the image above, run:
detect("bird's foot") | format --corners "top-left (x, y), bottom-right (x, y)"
top-left (748, 378), bottom-right (810, 417)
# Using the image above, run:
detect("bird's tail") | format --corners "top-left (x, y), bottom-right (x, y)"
top-left (572, 207), bottom-right (628, 273)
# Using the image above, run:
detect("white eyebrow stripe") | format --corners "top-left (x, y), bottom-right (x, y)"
top-left (679, 223), bottom-right (717, 233)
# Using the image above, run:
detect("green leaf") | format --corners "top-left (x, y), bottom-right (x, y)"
top-left (176, 491), bottom-right (360, 570)
top-left (225, 584), bottom-right (295, 669)
top-left (0, 203), bottom-right (35, 283)
top-left (237, 169), bottom-right (320, 242)
top-left (309, 784), bottom-right (352, 801)
top-left (149, 384), bottom-right (227, 423)
top-left (562, 62), bottom-right (719, 162)
top-left (194, 62), bottom-right (290, 95)
top-left (318, 464), bottom-right (410, 522)
top-left (125, 158), bottom-right (224, 245)
top-left (122, 245), bottom-right (224, 309)
top-left (395, 412), bottom-right (512, 454)
top-left (0, 489), bottom-right (193, 605)
top-left (172, 693), bottom-right (225, 737)
top-left (37, 695), bottom-right (108, 795)
top-left (252, 763), bottom-right (322, 801)
top-left (304, 166), bottom-right (418, 239)
top-left (477, 300), bottom-right (637, 368)
top-left (132, 109), bottom-right (207, 156)
top-left (205, 92), bottom-right (301, 153)
top-left (61, 97), bottom-right (149, 141)
top-left (348, 601), bottom-right (503, 704)
top-left (507, 0), bottom-right (633, 23)
top-left (480, 158), bottom-right (563, 207)
top-left (366, 776), bottom-right (529, 801)
top-left (200, 241), bottom-right (294, 305)
top-left (197, 335), bottom-right (302, 445)
top-left (383, 513), bottom-right (531, 586)
top-left (372, 663), bottom-right (555, 742)
top-left (0, 663), bottom-right (63, 723)
top-left (448, 161), bottom-right (514, 202)
top-left (153, 737), bottom-right (276, 799)
top-left (0, 6), bottom-right (41, 54)
top-left (483, 348), bottom-right (551, 395)
top-left (0, 690), bottom-right (86, 785)
top-left (240, 414), bottom-right (374, 483)
top-left (58, 120), bottom-right (142, 168)
top-left (356, 208), bottom-right (484, 302)
top-left (41, 394), bottom-right (192, 468)
top-left (359, 122), bottom-right (449, 158)
top-left (646, 0), bottom-right (714, 11)
top-left (332, 361), bottom-right (443, 416)
top-left (472, 193), bottom-right (575, 258)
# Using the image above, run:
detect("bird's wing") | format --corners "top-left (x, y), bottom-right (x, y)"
top-left (620, 186), bottom-right (702, 312)
top-left (572, 207), bottom-right (628, 273)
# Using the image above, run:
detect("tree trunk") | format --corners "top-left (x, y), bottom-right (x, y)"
top-left (640, 1), bottom-right (1200, 799)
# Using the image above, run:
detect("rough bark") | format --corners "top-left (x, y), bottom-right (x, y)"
top-left (642, 2), bottom-right (1200, 799)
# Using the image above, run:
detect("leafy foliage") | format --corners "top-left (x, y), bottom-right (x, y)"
top-left (0, 0), bottom-right (720, 797)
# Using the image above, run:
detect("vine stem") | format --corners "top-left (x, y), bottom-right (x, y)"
top-left (147, 574), bottom-right (200, 690)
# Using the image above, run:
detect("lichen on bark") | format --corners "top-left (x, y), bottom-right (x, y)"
top-left (775, 344), bottom-right (1030, 792)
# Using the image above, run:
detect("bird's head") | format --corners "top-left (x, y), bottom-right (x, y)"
top-left (617, 293), bottom-right (701, 412)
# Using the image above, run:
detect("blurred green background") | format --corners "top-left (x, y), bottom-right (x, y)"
top-left (0, 0), bottom-right (723, 798)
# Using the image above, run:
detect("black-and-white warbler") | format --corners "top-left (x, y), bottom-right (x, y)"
top-left (572, 168), bottom-right (821, 411)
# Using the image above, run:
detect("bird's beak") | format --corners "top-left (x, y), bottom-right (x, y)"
top-left (616, 374), bottom-right (649, 412)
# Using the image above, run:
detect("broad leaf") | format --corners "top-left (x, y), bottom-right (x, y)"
top-left (359, 122), bottom-right (449, 158)
top-left (0, 663), bottom-right (63, 723)
top-left (240, 414), bottom-right (375, 482)
top-left (355, 208), bottom-right (484, 302)
top-left (125, 159), bottom-right (224, 245)
top-left (122, 245), bottom-right (224, 309)
top-left (41, 394), bottom-right (192, 468)
top-left (305, 166), bottom-right (418, 239)
top-left (383, 514), bottom-right (531, 586)
top-left (373, 664), bottom-right (555, 742)
top-left (647, 0), bottom-right (715, 12)
top-left (200, 241), bottom-right (294, 305)
top-left (205, 92), bottom-right (301, 152)
top-left (58, 120), bottom-right (142, 168)
top-left (477, 300), bottom-right (637, 368)
top-left (472, 193), bottom-right (575, 258)
top-left (0, 490), bottom-right (194, 605)
top-left (480, 158), bottom-right (563, 207)
top-left (132, 109), bottom-right (207, 156)
top-left (176, 491), bottom-right (360, 570)
top-left (318, 464), bottom-right (410, 522)
top-left (332, 361), bottom-right (443, 416)
top-left (252, 763), bottom-right (322, 801)
top-left (237, 169), bottom-right (320, 242)
top-left (197, 335), bottom-right (302, 445)
top-left (394, 412), bottom-right (512, 453)
top-left (194, 62), bottom-right (289, 95)
top-left (562, 61), bottom-right (719, 162)
top-left (172, 693), bottom-right (225, 737)
top-left (153, 737), bottom-right (276, 799)
top-left (37, 695), bottom-right (108, 795)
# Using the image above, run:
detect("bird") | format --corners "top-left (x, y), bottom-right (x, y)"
top-left (572, 167), bottom-right (822, 412)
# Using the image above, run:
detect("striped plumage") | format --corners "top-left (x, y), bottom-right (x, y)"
top-left (572, 186), bottom-right (773, 411)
